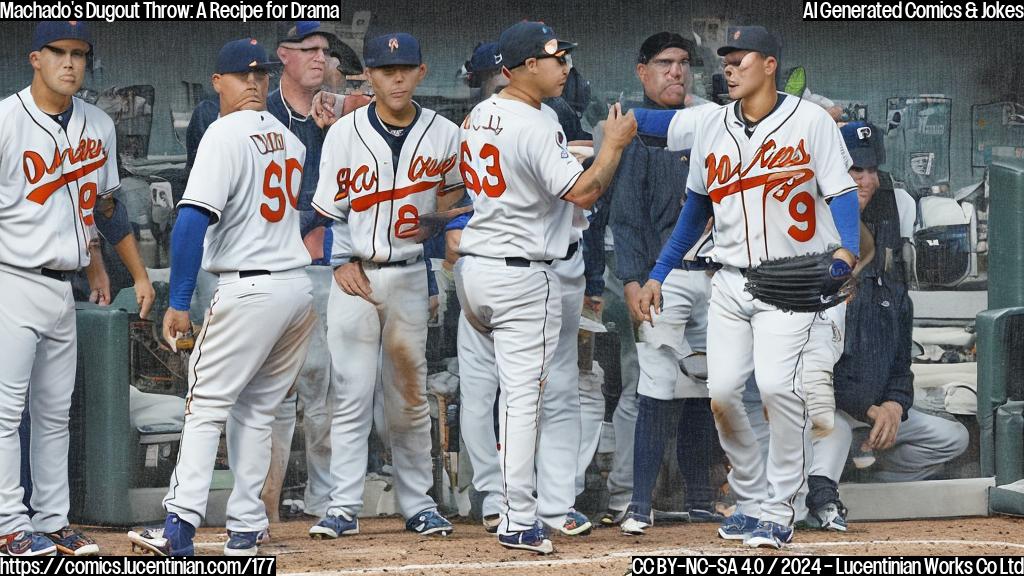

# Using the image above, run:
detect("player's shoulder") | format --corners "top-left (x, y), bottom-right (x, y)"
top-left (76, 97), bottom-right (116, 131)
top-left (417, 105), bottom-right (460, 136)
top-left (0, 91), bottom-right (23, 116)
top-left (789, 95), bottom-right (834, 124)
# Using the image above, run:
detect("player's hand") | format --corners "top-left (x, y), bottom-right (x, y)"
top-left (865, 401), bottom-right (903, 451)
top-left (832, 247), bottom-right (857, 269)
top-left (88, 268), bottom-right (111, 306)
top-left (602, 103), bottom-right (637, 150)
top-left (312, 91), bottom-right (339, 129)
top-left (429, 295), bottom-right (440, 323)
top-left (623, 282), bottom-right (644, 323)
top-left (135, 278), bottom-right (156, 320)
top-left (583, 295), bottom-right (604, 318)
top-left (162, 307), bottom-right (192, 351)
top-left (333, 261), bottom-right (377, 305)
top-left (637, 279), bottom-right (663, 326)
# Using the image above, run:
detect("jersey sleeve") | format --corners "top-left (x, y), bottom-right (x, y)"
top-left (667, 103), bottom-right (715, 151)
top-left (895, 188), bottom-right (917, 240)
top-left (811, 109), bottom-right (857, 199)
top-left (684, 116), bottom-right (709, 196)
top-left (311, 121), bottom-right (350, 221)
top-left (99, 117), bottom-right (121, 196)
top-left (441, 124), bottom-right (463, 194)
top-left (179, 123), bottom-right (236, 222)
top-left (524, 116), bottom-right (585, 199)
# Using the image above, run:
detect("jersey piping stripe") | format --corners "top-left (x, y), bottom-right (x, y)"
top-left (353, 116), bottom-right (381, 262)
top-left (167, 289), bottom-right (221, 517)
top-left (754, 96), bottom-right (803, 261)
top-left (557, 170), bottom-right (585, 199)
top-left (178, 198), bottom-right (223, 222)
top-left (782, 313), bottom-right (815, 526)
top-left (722, 113), bottom-right (752, 268)
top-left (17, 93), bottom-right (86, 270)
top-left (311, 198), bottom-right (343, 221)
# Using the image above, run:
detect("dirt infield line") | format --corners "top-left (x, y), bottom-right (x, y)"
top-left (288, 545), bottom-right (707, 575)
top-left (285, 540), bottom-right (1024, 575)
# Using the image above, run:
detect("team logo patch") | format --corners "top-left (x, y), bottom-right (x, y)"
top-left (733, 30), bottom-right (741, 40)
top-left (250, 38), bottom-right (258, 45)
top-left (494, 53), bottom-right (502, 65)
top-left (544, 39), bottom-right (559, 55)
top-left (856, 126), bottom-right (872, 140)
top-left (389, 37), bottom-right (400, 52)
top-left (555, 132), bottom-right (569, 159)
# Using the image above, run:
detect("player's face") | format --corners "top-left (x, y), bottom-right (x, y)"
top-left (278, 34), bottom-right (330, 91)
top-left (367, 64), bottom-right (426, 115)
top-left (213, 70), bottom-right (270, 114)
top-left (637, 47), bottom-right (690, 108)
top-left (529, 52), bottom-right (570, 99)
top-left (30, 39), bottom-right (89, 98)
top-left (722, 50), bottom-right (774, 100)
top-left (850, 166), bottom-right (880, 210)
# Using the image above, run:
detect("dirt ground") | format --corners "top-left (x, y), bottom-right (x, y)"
top-left (87, 515), bottom-right (1024, 575)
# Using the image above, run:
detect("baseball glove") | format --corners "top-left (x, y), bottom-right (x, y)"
top-left (744, 252), bottom-right (855, 313)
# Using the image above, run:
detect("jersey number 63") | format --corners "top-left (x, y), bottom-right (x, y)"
top-left (460, 142), bottom-right (506, 198)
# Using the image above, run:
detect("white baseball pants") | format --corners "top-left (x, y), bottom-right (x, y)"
top-left (323, 262), bottom-right (436, 520)
top-left (0, 265), bottom-right (77, 535)
top-left (707, 267), bottom-right (814, 526)
top-left (164, 270), bottom-right (316, 532)
top-left (456, 255), bottom-right (562, 533)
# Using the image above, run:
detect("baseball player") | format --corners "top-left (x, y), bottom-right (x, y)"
top-left (456, 21), bottom-right (635, 554)
top-left (635, 26), bottom-right (860, 549)
top-left (127, 38), bottom-right (317, 557)
top-left (308, 32), bottom-right (460, 540)
top-left (0, 21), bottom-right (125, 557)
top-left (453, 39), bottom-right (593, 540)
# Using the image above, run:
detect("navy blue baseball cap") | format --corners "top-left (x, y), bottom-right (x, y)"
top-left (469, 42), bottom-right (502, 74)
top-left (33, 21), bottom-right (92, 53)
top-left (279, 20), bottom-right (340, 46)
top-left (841, 121), bottom-right (885, 168)
top-left (215, 38), bottom-right (278, 74)
top-left (364, 33), bottom-right (422, 68)
top-left (717, 26), bottom-right (781, 60)
top-left (499, 21), bottom-right (576, 70)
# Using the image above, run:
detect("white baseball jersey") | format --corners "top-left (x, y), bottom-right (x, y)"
top-left (180, 110), bottom-right (310, 274)
top-left (0, 87), bottom-right (119, 271)
top-left (458, 96), bottom-right (585, 261)
top-left (687, 94), bottom-right (856, 269)
top-left (312, 104), bottom-right (461, 263)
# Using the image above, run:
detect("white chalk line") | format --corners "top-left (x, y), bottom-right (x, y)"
top-left (282, 539), bottom-right (1024, 575)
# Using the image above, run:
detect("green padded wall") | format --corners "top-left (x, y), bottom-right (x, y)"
top-left (976, 308), bottom-right (1024, 477)
top-left (987, 151), bottom-right (1024, 310)
top-left (70, 303), bottom-right (136, 525)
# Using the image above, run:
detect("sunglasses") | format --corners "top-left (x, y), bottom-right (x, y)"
top-left (535, 51), bottom-right (569, 65)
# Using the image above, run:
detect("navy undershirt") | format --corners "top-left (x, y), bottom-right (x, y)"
top-left (366, 101), bottom-right (422, 168)
top-left (46, 100), bottom-right (73, 131)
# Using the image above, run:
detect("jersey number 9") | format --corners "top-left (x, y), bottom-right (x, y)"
top-left (261, 158), bottom-right (303, 222)
top-left (460, 142), bottom-right (506, 198)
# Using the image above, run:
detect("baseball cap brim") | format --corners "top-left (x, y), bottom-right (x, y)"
top-left (849, 147), bottom-right (879, 169)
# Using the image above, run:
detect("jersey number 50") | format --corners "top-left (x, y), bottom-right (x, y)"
top-left (261, 159), bottom-right (303, 222)
top-left (460, 142), bottom-right (506, 197)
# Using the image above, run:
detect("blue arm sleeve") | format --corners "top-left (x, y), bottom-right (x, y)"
top-left (828, 190), bottom-right (860, 258)
top-left (426, 257), bottom-right (438, 297)
top-left (169, 205), bottom-right (212, 311)
top-left (631, 109), bottom-right (676, 138)
top-left (650, 192), bottom-right (712, 284)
